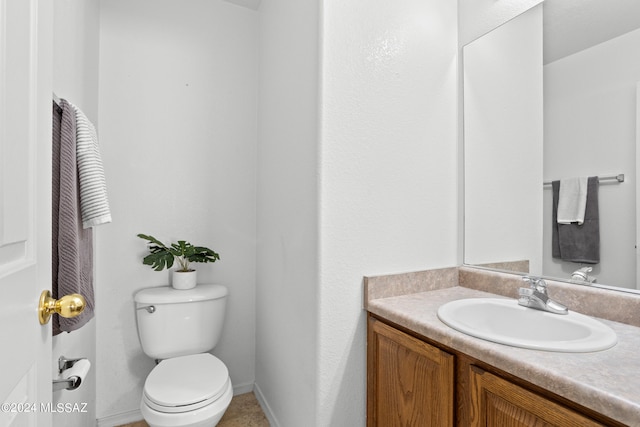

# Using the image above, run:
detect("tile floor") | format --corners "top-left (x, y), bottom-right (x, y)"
top-left (116, 392), bottom-right (269, 427)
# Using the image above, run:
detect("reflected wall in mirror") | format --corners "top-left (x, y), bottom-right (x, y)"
top-left (463, 0), bottom-right (640, 293)
top-left (463, 5), bottom-right (543, 274)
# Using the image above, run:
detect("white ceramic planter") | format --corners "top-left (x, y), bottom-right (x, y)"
top-left (172, 270), bottom-right (197, 290)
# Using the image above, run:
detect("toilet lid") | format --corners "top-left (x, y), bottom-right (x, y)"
top-left (144, 353), bottom-right (229, 410)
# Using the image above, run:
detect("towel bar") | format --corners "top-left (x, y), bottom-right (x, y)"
top-left (543, 174), bottom-right (624, 186)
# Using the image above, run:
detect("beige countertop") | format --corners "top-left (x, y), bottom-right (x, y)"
top-left (365, 271), bottom-right (640, 426)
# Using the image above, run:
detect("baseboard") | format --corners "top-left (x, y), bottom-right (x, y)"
top-left (232, 380), bottom-right (255, 396)
top-left (253, 382), bottom-right (281, 427)
top-left (96, 409), bottom-right (142, 427)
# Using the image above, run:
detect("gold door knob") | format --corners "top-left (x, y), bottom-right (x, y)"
top-left (38, 290), bottom-right (86, 325)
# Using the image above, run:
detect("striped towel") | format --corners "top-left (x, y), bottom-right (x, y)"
top-left (70, 103), bottom-right (112, 228)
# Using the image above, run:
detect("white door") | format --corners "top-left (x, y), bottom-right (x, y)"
top-left (0, 0), bottom-right (53, 426)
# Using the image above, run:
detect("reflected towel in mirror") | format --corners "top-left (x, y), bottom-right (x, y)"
top-left (552, 177), bottom-right (600, 264)
top-left (557, 177), bottom-right (588, 224)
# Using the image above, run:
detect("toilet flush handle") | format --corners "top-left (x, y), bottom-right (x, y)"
top-left (137, 305), bottom-right (156, 314)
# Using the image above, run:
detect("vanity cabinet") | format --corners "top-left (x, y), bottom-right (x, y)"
top-left (463, 364), bottom-right (603, 426)
top-left (367, 315), bottom-right (623, 427)
top-left (367, 316), bottom-right (455, 426)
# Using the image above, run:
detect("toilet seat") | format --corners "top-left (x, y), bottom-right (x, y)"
top-left (143, 353), bottom-right (230, 414)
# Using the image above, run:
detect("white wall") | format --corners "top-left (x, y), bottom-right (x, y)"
top-left (543, 28), bottom-right (640, 289)
top-left (255, 0), bottom-right (459, 425)
top-left (254, 0), bottom-right (319, 425)
top-left (95, 0), bottom-right (459, 424)
top-left (464, 5), bottom-right (543, 273)
top-left (96, 0), bottom-right (258, 422)
top-left (51, 1), bottom-right (100, 425)
top-left (318, 1), bottom-right (458, 424)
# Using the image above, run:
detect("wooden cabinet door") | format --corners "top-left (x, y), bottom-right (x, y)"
top-left (367, 317), bottom-right (454, 427)
top-left (468, 365), bottom-right (605, 427)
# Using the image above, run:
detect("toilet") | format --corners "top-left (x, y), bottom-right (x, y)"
top-left (134, 284), bottom-right (233, 427)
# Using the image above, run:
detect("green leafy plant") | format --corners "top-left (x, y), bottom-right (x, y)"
top-left (137, 233), bottom-right (220, 272)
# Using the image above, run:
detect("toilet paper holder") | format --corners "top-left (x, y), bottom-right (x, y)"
top-left (58, 355), bottom-right (83, 371)
top-left (52, 356), bottom-right (87, 392)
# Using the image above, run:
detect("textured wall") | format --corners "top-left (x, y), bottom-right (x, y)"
top-left (318, 0), bottom-right (459, 424)
top-left (255, 1), bottom-right (459, 425)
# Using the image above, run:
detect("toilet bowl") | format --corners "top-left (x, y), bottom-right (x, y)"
top-left (141, 354), bottom-right (233, 427)
top-left (135, 285), bottom-right (232, 427)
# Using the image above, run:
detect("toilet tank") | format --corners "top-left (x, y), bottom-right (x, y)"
top-left (134, 284), bottom-right (228, 359)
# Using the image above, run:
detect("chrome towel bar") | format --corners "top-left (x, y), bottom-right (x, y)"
top-left (543, 173), bottom-right (624, 186)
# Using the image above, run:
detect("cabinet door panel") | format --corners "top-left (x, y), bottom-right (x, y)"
top-left (367, 317), bottom-right (454, 426)
top-left (469, 365), bottom-right (604, 427)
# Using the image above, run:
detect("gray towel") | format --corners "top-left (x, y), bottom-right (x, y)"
top-left (52, 100), bottom-right (94, 335)
top-left (552, 176), bottom-right (600, 264)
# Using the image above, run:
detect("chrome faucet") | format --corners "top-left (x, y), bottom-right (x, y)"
top-left (571, 267), bottom-right (596, 283)
top-left (518, 276), bottom-right (568, 315)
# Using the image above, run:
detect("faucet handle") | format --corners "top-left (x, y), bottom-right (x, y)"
top-left (522, 276), bottom-right (547, 293)
top-left (520, 276), bottom-right (568, 315)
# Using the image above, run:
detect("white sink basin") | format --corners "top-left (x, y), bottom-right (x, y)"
top-left (437, 298), bottom-right (617, 352)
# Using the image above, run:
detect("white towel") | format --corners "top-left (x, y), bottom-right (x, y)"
top-left (557, 177), bottom-right (588, 225)
top-left (70, 103), bottom-right (112, 228)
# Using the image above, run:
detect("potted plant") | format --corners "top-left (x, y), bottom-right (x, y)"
top-left (138, 233), bottom-right (220, 290)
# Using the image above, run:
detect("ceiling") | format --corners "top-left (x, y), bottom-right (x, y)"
top-left (223, 0), bottom-right (260, 11)
top-left (544, 0), bottom-right (640, 64)
top-left (222, 0), bottom-right (639, 62)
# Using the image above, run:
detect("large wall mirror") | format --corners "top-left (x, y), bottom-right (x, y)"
top-left (464, 0), bottom-right (640, 293)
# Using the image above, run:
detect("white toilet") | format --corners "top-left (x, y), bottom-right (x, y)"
top-left (134, 284), bottom-right (233, 427)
